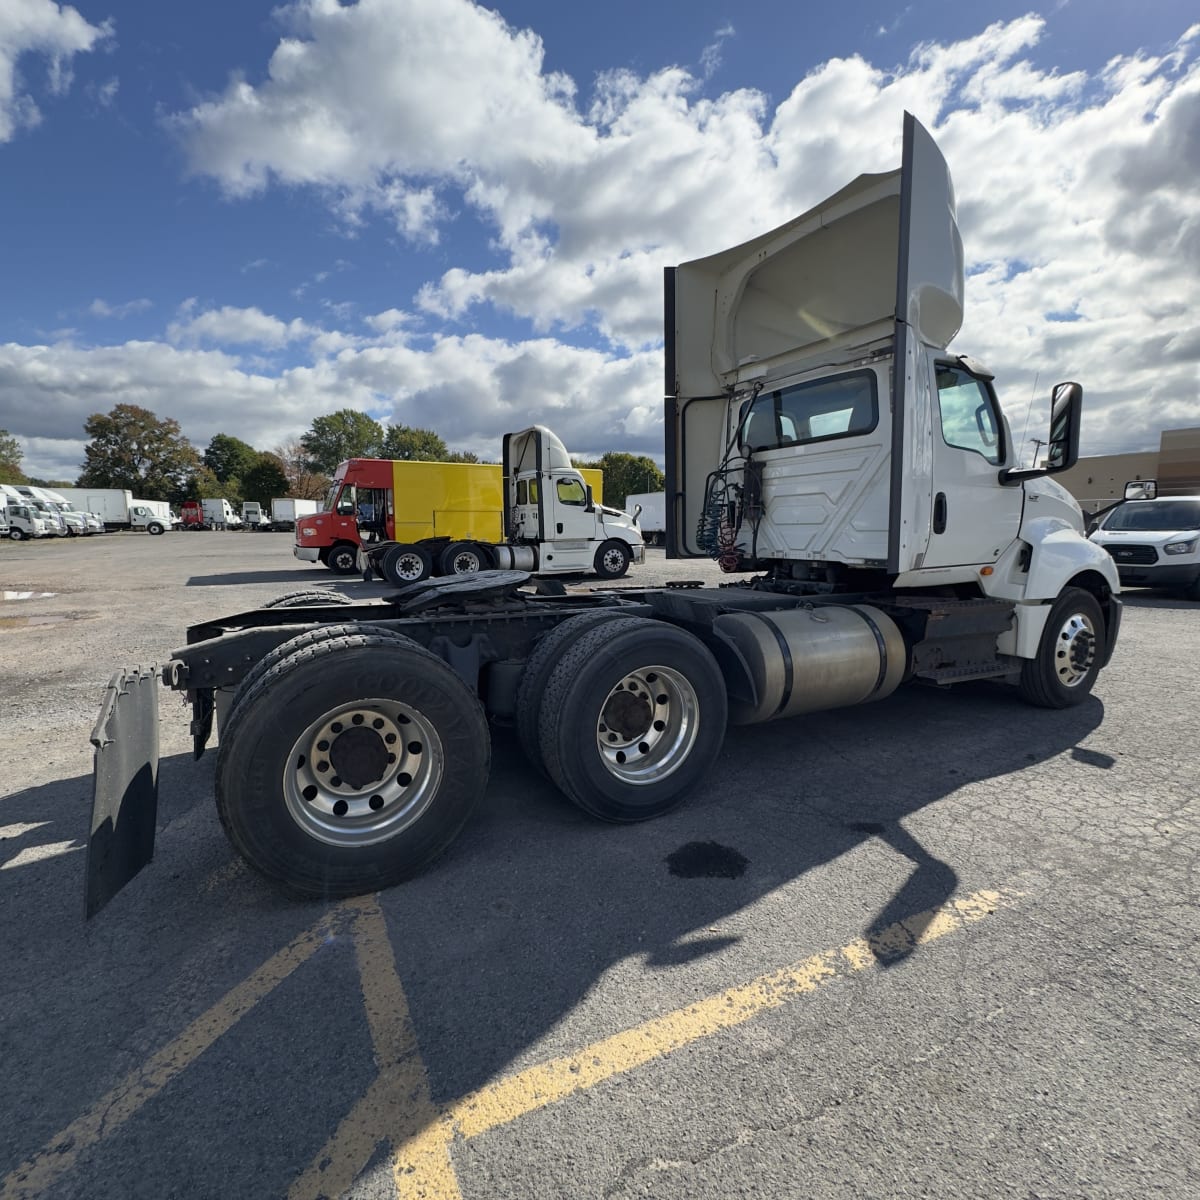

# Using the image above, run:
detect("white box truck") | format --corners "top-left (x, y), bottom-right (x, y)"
top-left (270, 497), bottom-right (320, 532)
top-left (626, 491), bottom-right (666, 545)
top-left (55, 488), bottom-right (135, 531)
top-left (86, 114), bottom-right (1123, 913)
top-left (0, 488), bottom-right (53, 539)
top-left (2, 484), bottom-right (67, 536)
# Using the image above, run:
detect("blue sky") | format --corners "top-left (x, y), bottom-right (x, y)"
top-left (1, 0), bottom-right (1198, 479)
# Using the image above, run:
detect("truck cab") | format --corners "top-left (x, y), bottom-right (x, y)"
top-left (667, 113), bottom-right (1117, 665)
top-left (503, 426), bottom-right (645, 577)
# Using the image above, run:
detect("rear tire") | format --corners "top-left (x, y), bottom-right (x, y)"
top-left (326, 543), bottom-right (359, 574)
top-left (593, 539), bottom-right (632, 579)
top-left (537, 617), bottom-right (727, 821)
top-left (438, 541), bottom-right (486, 576)
top-left (515, 609), bottom-right (632, 776)
top-left (216, 633), bottom-right (490, 898)
top-left (1018, 587), bottom-right (1106, 708)
top-left (382, 544), bottom-right (433, 586)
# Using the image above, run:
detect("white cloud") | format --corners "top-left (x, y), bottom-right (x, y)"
top-left (0, 0), bottom-right (112, 142)
top-left (88, 297), bottom-right (151, 319)
top-left (6, 7), bottom-right (1200, 480)
top-left (166, 305), bottom-right (314, 348)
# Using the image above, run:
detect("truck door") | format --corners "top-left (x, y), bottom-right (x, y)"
top-left (916, 359), bottom-right (1024, 568)
top-left (548, 472), bottom-right (594, 541)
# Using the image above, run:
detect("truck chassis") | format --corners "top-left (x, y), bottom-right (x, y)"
top-left (88, 569), bottom-right (1119, 913)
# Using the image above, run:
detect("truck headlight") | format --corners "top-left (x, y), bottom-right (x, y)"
top-left (1164, 538), bottom-right (1198, 555)
top-left (301, 526), bottom-right (318, 537)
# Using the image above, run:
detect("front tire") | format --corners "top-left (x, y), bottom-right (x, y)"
top-left (215, 633), bottom-right (490, 897)
top-left (326, 543), bottom-right (359, 574)
top-left (10, 529), bottom-right (25, 541)
top-left (146, 521), bottom-right (165, 536)
top-left (537, 617), bottom-right (727, 821)
top-left (593, 539), bottom-right (632, 579)
top-left (1018, 587), bottom-right (1106, 708)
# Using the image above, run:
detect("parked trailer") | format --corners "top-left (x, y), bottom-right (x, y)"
top-left (626, 491), bottom-right (666, 545)
top-left (294, 433), bottom-right (643, 581)
top-left (270, 498), bottom-right (320, 532)
top-left (54, 487), bottom-right (134, 531)
top-left (86, 115), bottom-right (1122, 916)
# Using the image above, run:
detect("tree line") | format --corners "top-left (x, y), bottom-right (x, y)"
top-left (1, 407), bottom-right (665, 512)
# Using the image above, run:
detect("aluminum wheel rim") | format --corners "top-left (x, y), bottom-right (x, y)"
top-left (392, 552), bottom-right (426, 581)
top-left (601, 547), bottom-right (626, 574)
top-left (595, 664), bottom-right (699, 784)
top-left (450, 549), bottom-right (482, 574)
top-left (283, 698), bottom-right (444, 846)
top-left (1055, 612), bottom-right (1097, 687)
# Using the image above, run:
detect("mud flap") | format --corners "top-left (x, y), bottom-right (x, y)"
top-left (85, 667), bottom-right (160, 918)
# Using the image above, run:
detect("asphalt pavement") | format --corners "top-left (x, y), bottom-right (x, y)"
top-left (0, 531), bottom-right (1196, 1199)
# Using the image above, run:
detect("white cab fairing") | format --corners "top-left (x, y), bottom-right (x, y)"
top-left (666, 113), bottom-right (964, 570)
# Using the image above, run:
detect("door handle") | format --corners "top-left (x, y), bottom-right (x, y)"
top-left (556, 522), bottom-right (563, 534)
top-left (933, 492), bottom-right (947, 534)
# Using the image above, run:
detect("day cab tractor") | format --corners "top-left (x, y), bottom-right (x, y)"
top-left (86, 114), bottom-right (1121, 916)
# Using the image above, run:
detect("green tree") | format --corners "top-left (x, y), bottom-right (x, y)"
top-left (0, 429), bottom-right (28, 484)
top-left (204, 433), bottom-right (259, 483)
top-left (300, 409), bottom-right (384, 474)
top-left (241, 452), bottom-right (290, 506)
top-left (378, 424), bottom-right (448, 461)
top-left (444, 449), bottom-right (480, 463)
top-left (574, 451), bottom-right (664, 511)
top-left (181, 464), bottom-right (225, 502)
top-left (79, 404), bottom-right (200, 500)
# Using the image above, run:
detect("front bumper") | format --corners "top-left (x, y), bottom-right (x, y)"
top-left (293, 544), bottom-right (321, 562)
top-left (1115, 563), bottom-right (1200, 589)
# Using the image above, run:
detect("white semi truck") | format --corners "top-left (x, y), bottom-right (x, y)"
top-left (86, 115), bottom-right (1121, 916)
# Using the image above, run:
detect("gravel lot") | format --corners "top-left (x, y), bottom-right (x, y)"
top-left (1, 531), bottom-right (1197, 1200)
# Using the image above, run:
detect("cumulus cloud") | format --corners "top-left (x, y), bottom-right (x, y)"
top-left (5, 6), bottom-right (1200, 478)
top-left (0, 0), bottom-right (112, 142)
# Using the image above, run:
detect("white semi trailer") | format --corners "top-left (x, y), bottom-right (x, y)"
top-left (626, 491), bottom-right (666, 545)
top-left (86, 115), bottom-right (1121, 916)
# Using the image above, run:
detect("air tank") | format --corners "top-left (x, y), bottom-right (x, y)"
top-left (712, 604), bottom-right (907, 725)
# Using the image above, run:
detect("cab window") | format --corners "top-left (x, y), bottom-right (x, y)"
top-left (516, 479), bottom-right (528, 505)
top-left (740, 370), bottom-right (877, 452)
top-left (335, 486), bottom-right (356, 516)
top-left (555, 477), bottom-right (587, 506)
top-left (935, 365), bottom-right (1004, 465)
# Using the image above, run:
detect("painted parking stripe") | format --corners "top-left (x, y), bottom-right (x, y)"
top-left (389, 886), bottom-right (1020, 1193)
top-left (0, 906), bottom-right (346, 1200)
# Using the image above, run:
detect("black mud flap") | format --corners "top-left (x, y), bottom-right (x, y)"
top-left (85, 667), bottom-right (160, 919)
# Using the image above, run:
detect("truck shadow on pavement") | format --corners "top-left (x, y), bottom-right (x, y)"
top-left (0, 684), bottom-right (1106, 1197)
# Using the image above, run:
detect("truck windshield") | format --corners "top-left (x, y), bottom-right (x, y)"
top-left (1103, 500), bottom-right (1200, 532)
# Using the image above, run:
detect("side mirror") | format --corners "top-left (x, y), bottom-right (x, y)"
top-left (632, 503), bottom-right (643, 523)
top-left (1124, 479), bottom-right (1157, 500)
top-left (1044, 381), bottom-right (1082, 474)
top-left (585, 484), bottom-right (595, 512)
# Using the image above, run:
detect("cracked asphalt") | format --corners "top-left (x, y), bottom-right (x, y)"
top-left (1, 531), bottom-right (1197, 1199)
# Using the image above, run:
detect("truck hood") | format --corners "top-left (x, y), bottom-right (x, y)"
top-left (669, 113), bottom-right (963, 396)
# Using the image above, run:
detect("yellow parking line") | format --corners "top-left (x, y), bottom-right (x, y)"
top-left (423, 888), bottom-right (1017, 1155)
top-left (290, 898), bottom-right (459, 1200)
top-left (0, 907), bottom-right (343, 1200)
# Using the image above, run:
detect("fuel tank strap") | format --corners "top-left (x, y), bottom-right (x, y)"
top-left (853, 606), bottom-right (891, 697)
